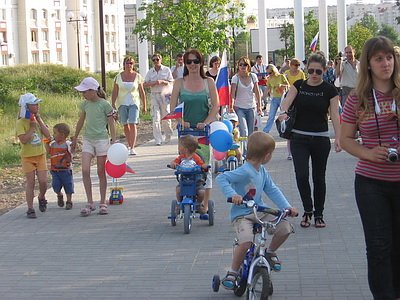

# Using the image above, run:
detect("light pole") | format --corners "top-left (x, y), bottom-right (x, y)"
top-left (67, 11), bottom-right (87, 69)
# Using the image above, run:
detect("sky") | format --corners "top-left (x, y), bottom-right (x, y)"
top-left (244, 0), bottom-right (381, 12)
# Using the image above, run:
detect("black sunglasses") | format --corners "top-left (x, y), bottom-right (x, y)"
top-left (308, 68), bottom-right (323, 75)
top-left (152, 58), bottom-right (160, 62)
top-left (125, 61), bottom-right (134, 65)
top-left (293, 64), bottom-right (300, 67)
top-left (186, 59), bottom-right (200, 65)
top-left (239, 63), bottom-right (248, 67)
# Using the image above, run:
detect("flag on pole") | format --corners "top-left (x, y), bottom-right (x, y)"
top-left (216, 51), bottom-right (230, 106)
top-left (309, 32), bottom-right (319, 52)
top-left (162, 102), bottom-right (184, 120)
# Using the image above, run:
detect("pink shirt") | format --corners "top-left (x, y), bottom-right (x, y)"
top-left (342, 90), bottom-right (400, 181)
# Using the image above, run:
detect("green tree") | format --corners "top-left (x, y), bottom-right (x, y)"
top-left (234, 31), bottom-right (250, 60)
top-left (328, 20), bottom-right (338, 58)
top-left (304, 11), bottom-right (319, 57)
top-left (378, 24), bottom-right (400, 45)
top-left (359, 14), bottom-right (379, 36)
top-left (347, 23), bottom-right (373, 58)
top-left (279, 21), bottom-right (294, 59)
top-left (134, 0), bottom-right (245, 56)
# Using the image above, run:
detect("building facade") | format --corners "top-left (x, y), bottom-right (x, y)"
top-left (0, 0), bottom-right (126, 72)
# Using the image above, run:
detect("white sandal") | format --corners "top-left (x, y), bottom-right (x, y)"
top-left (80, 203), bottom-right (96, 217)
top-left (98, 204), bottom-right (108, 215)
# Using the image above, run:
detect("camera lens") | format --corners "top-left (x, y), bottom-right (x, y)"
top-left (387, 148), bottom-right (399, 162)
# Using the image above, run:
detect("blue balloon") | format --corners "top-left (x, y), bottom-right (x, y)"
top-left (210, 130), bottom-right (233, 152)
top-left (222, 119), bottom-right (233, 133)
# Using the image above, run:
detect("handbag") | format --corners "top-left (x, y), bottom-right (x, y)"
top-left (275, 80), bottom-right (304, 139)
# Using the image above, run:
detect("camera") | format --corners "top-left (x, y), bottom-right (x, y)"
top-left (387, 148), bottom-right (399, 162)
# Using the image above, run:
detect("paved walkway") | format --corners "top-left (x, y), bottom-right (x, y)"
top-left (0, 123), bottom-right (371, 299)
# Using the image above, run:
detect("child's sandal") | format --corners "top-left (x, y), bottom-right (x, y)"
top-left (221, 271), bottom-right (238, 290)
top-left (300, 212), bottom-right (312, 228)
top-left (65, 201), bottom-right (73, 210)
top-left (80, 203), bottom-right (96, 217)
top-left (98, 204), bottom-right (108, 215)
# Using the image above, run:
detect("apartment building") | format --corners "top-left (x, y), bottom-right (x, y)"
top-left (0, 0), bottom-right (126, 72)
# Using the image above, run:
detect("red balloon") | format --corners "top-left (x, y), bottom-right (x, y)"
top-left (213, 149), bottom-right (226, 161)
top-left (105, 160), bottom-right (126, 178)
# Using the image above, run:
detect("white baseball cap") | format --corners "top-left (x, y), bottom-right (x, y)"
top-left (224, 112), bottom-right (238, 122)
top-left (74, 77), bottom-right (100, 92)
top-left (19, 93), bottom-right (42, 106)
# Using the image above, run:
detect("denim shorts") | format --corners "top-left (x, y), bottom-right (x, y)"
top-left (118, 104), bottom-right (139, 125)
top-left (51, 170), bottom-right (74, 194)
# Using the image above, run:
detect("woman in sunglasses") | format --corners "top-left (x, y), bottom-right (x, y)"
top-left (279, 51), bottom-right (341, 228)
top-left (262, 64), bottom-right (289, 134)
top-left (230, 56), bottom-right (262, 137)
top-left (170, 48), bottom-right (220, 217)
top-left (111, 56), bottom-right (147, 155)
top-left (340, 36), bottom-right (400, 300)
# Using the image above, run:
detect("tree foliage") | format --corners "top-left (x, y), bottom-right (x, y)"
top-left (134, 0), bottom-right (245, 56)
top-left (347, 23), bottom-right (374, 57)
top-left (378, 24), bottom-right (400, 45)
top-left (359, 14), bottom-right (379, 36)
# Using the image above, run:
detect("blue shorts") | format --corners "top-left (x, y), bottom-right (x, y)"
top-left (51, 170), bottom-right (74, 194)
top-left (118, 104), bottom-right (139, 125)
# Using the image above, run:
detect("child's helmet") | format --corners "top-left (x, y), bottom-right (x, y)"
top-left (224, 112), bottom-right (238, 122)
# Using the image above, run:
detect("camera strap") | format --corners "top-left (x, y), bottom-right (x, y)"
top-left (371, 89), bottom-right (399, 147)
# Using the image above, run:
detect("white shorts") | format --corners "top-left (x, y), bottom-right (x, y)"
top-left (82, 139), bottom-right (110, 156)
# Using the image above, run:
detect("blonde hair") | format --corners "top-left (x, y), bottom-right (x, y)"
top-left (355, 36), bottom-right (400, 121)
top-left (179, 135), bottom-right (199, 154)
top-left (267, 64), bottom-right (279, 76)
top-left (122, 56), bottom-right (136, 71)
top-left (290, 58), bottom-right (301, 66)
top-left (246, 132), bottom-right (275, 161)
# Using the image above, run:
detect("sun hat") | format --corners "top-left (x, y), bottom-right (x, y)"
top-left (74, 77), bottom-right (100, 92)
top-left (19, 93), bottom-right (42, 106)
top-left (224, 112), bottom-right (238, 122)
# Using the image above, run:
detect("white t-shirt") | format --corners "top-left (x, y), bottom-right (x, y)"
top-left (144, 65), bottom-right (174, 93)
top-left (231, 73), bottom-right (258, 109)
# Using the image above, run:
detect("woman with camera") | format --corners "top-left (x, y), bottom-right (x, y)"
top-left (340, 36), bottom-right (400, 300)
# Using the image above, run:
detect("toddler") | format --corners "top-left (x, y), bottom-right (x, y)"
top-left (45, 123), bottom-right (74, 210)
top-left (216, 131), bottom-right (298, 289)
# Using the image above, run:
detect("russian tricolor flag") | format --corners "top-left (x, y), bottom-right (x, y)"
top-left (162, 102), bottom-right (184, 120)
top-left (310, 32), bottom-right (319, 52)
top-left (216, 51), bottom-right (230, 107)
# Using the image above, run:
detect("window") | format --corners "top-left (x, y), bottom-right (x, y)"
top-left (111, 33), bottom-right (115, 43)
top-left (55, 31), bottom-right (61, 40)
top-left (1, 54), bottom-right (8, 65)
top-left (105, 15), bottom-right (109, 25)
top-left (31, 30), bottom-right (37, 42)
top-left (42, 30), bottom-right (48, 42)
top-left (42, 9), bottom-right (47, 19)
top-left (106, 52), bottom-right (110, 63)
top-left (55, 10), bottom-right (60, 20)
top-left (0, 9), bottom-right (5, 20)
top-left (57, 51), bottom-right (62, 62)
top-left (32, 52), bottom-right (39, 64)
top-left (0, 32), bottom-right (6, 43)
top-left (112, 52), bottom-right (117, 63)
top-left (31, 9), bottom-right (37, 20)
top-left (111, 15), bottom-right (115, 25)
top-left (85, 53), bottom-right (89, 65)
top-left (43, 52), bottom-right (49, 63)
top-left (54, 0), bottom-right (60, 6)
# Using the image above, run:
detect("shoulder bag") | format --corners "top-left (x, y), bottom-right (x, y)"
top-left (275, 80), bottom-right (304, 139)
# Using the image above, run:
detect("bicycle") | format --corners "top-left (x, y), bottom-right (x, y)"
top-left (212, 191), bottom-right (290, 299)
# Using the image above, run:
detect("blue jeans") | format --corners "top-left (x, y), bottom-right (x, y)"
top-left (234, 107), bottom-right (255, 137)
top-left (290, 133), bottom-right (331, 217)
top-left (355, 174), bottom-right (400, 300)
top-left (263, 97), bottom-right (281, 133)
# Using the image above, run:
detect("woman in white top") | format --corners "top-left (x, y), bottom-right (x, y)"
top-left (111, 56), bottom-right (147, 155)
top-left (230, 56), bottom-right (262, 137)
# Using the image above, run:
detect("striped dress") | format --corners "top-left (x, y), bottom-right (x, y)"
top-left (342, 90), bottom-right (400, 181)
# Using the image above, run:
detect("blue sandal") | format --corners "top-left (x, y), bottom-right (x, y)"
top-left (221, 271), bottom-right (238, 290)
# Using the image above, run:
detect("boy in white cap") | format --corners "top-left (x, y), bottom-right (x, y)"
top-left (16, 93), bottom-right (51, 218)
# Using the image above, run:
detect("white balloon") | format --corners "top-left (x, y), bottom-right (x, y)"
top-left (210, 121), bottom-right (229, 134)
top-left (107, 143), bottom-right (129, 165)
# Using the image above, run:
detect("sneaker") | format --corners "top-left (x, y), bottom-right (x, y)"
top-left (265, 252), bottom-right (282, 271)
top-left (65, 201), bottom-right (73, 210)
top-left (287, 155), bottom-right (292, 160)
top-left (38, 198), bottom-right (47, 212)
top-left (26, 208), bottom-right (37, 219)
top-left (156, 142), bottom-right (162, 146)
top-left (129, 148), bottom-right (137, 155)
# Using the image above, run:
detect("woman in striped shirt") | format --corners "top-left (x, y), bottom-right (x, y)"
top-left (341, 36), bottom-right (400, 300)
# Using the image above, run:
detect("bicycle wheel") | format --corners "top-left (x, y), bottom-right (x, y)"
top-left (208, 200), bottom-right (214, 226)
top-left (234, 270), bottom-right (247, 296)
top-left (212, 274), bottom-right (220, 292)
top-left (170, 200), bottom-right (177, 226)
top-left (246, 267), bottom-right (271, 300)
top-left (183, 204), bottom-right (192, 234)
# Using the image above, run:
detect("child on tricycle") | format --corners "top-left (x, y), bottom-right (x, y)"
top-left (216, 132), bottom-right (298, 289)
